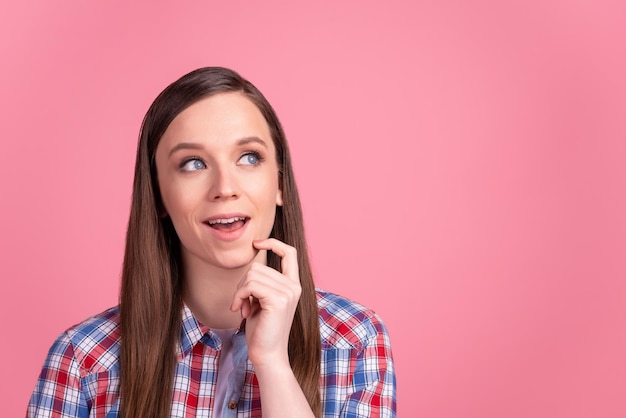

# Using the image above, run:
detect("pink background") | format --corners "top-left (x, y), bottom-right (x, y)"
top-left (1, 1), bottom-right (625, 417)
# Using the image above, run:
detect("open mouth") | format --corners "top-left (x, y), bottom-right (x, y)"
top-left (204, 216), bottom-right (249, 231)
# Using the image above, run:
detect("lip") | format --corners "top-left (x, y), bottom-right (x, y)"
top-left (203, 213), bottom-right (250, 242)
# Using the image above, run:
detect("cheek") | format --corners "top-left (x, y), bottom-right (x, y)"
top-left (253, 179), bottom-right (281, 207)
top-left (246, 179), bottom-right (279, 228)
top-left (159, 181), bottom-right (193, 218)
top-left (156, 170), bottom-right (172, 214)
top-left (257, 205), bottom-right (278, 239)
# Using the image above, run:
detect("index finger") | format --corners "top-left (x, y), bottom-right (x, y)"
top-left (253, 238), bottom-right (299, 280)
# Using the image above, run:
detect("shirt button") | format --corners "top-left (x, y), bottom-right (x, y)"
top-left (228, 400), bottom-right (237, 410)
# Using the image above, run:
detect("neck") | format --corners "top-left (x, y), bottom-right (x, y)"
top-left (182, 250), bottom-right (267, 329)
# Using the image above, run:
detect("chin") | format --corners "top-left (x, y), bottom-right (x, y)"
top-left (211, 247), bottom-right (261, 270)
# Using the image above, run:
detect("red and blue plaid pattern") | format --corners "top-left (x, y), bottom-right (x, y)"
top-left (27, 289), bottom-right (396, 417)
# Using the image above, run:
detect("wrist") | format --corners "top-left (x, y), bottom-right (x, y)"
top-left (252, 355), bottom-right (292, 377)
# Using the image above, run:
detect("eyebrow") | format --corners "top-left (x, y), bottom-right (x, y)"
top-left (168, 142), bottom-right (204, 157)
top-left (236, 136), bottom-right (268, 148)
top-left (168, 137), bottom-right (268, 157)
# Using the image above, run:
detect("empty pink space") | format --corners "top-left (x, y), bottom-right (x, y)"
top-left (1, 1), bottom-right (625, 417)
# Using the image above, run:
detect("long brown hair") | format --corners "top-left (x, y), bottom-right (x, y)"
top-left (119, 67), bottom-right (322, 417)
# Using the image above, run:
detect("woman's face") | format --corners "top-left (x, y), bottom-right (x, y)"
top-left (155, 92), bottom-right (283, 273)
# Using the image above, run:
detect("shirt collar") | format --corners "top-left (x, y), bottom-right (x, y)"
top-left (178, 304), bottom-right (210, 357)
top-left (177, 304), bottom-right (247, 358)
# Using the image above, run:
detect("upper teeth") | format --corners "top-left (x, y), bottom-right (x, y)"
top-left (208, 217), bottom-right (245, 225)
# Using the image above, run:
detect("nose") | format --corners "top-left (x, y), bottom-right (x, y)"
top-left (208, 165), bottom-right (239, 201)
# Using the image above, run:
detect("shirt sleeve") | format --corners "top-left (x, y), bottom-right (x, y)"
top-left (342, 315), bottom-right (397, 417)
top-left (27, 332), bottom-right (90, 418)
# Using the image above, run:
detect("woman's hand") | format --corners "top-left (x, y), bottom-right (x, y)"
top-left (230, 238), bottom-right (316, 417)
top-left (230, 238), bottom-right (301, 369)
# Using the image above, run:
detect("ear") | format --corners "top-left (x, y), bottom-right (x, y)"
top-left (276, 188), bottom-right (283, 207)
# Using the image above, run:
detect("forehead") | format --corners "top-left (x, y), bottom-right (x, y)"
top-left (159, 92), bottom-right (273, 148)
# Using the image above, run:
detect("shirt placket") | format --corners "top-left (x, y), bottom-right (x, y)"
top-left (220, 328), bottom-right (248, 417)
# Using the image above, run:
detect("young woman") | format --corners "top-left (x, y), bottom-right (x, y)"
top-left (27, 67), bottom-right (396, 417)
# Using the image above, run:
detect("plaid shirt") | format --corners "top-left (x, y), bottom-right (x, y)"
top-left (27, 289), bottom-right (396, 417)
